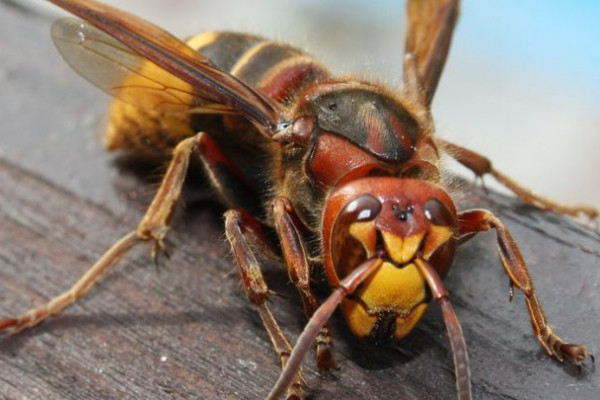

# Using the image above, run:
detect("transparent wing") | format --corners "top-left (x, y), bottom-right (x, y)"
top-left (48, 0), bottom-right (282, 131)
top-left (51, 18), bottom-right (235, 115)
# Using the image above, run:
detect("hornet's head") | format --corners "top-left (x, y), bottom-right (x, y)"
top-left (321, 177), bottom-right (457, 341)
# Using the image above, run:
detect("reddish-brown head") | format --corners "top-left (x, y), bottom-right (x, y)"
top-left (322, 177), bottom-right (457, 340)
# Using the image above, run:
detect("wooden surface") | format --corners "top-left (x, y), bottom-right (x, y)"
top-left (1, 2), bottom-right (600, 399)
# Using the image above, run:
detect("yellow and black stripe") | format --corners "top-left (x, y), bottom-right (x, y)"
top-left (105, 31), bottom-right (329, 155)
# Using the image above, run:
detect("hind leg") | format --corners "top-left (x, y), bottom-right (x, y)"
top-left (0, 132), bottom-right (251, 334)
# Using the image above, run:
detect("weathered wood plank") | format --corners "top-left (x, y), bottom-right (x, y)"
top-left (1, 2), bottom-right (599, 400)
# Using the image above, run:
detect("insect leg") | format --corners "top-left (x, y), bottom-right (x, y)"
top-left (458, 209), bottom-right (592, 365)
top-left (267, 258), bottom-right (382, 400)
top-left (139, 130), bottom-right (258, 257)
top-left (0, 132), bottom-right (227, 334)
top-left (272, 197), bottom-right (336, 371)
top-left (137, 132), bottom-right (208, 259)
top-left (0, 232), bottom-right (140, 334)
top-left (192, 131), bottom-right (260, 213)
top-left (224, 209), bottom-right (305, 400)
top-left (440, 139), bottom-right (598, 220)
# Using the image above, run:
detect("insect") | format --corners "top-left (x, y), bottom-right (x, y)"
top-left (0, 0), bottom-right (596, 399)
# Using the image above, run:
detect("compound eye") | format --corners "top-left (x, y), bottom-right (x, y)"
top-left (423, 198), bottom-right (455, 227)
top-left (341, 194), bottom-right (382, 222)
top-left (331, 194), bottom-right (382, 277)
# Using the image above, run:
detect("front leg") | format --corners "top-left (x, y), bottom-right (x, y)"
top-left (272, 197), bottom-right (336, 371)
top-left (458, 209), bottom-right (592, 364)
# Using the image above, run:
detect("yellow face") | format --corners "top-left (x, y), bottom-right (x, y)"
top-left (324, 179), bottom-right (457, 341)
top-left (340, 222), bottom-right (453, 339)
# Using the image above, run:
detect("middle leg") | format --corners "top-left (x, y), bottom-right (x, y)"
top-left (224, 209), bottom-right (305, 400)
top-left (440, 139), bottom-right (598, 220)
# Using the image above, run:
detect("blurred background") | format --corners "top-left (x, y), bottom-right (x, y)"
top-left (25, 0), bottom-right (600, 210)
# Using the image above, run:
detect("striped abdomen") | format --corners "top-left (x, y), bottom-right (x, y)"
top-left (105, 31), bottom-right (330, 154)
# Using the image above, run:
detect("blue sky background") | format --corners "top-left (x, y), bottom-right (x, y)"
top-left (459, 1), bottom-right (600, 91)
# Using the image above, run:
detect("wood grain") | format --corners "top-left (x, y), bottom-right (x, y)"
top-left (1, 2), bottom-right (599, 399)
